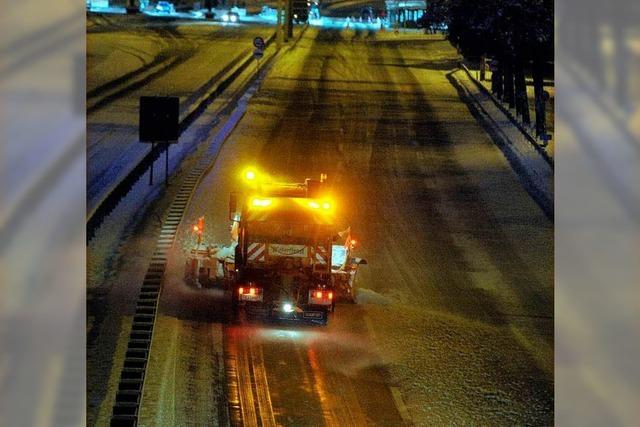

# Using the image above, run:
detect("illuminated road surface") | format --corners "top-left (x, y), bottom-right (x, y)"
top-left (92, 28), bottom-right (553, 426)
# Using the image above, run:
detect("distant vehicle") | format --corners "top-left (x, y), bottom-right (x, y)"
top-left (155, 1), bottom-right (175, 14)
top-left (221, 11), bottom-right (239, 22)
top-left (309, 3), bottom-right (320, 20)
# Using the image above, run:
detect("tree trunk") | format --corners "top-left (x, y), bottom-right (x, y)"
top-left (514, 61), bottom-right (523, 117)
top-left (504, 57), bottom-right (515, 109)
top-left (514, 59), bottom-right (530, 125)
top-left (494, 61), bottom-right (504, 100)
top-left (533, 58), bottom-right (546, 138)
top-left (491, 61), bottom-right (499, 94)
top-left (480, 54), bottom-right (487, 82)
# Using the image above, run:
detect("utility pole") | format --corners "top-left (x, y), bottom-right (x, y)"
top-left (277, 0), bottom-right (285, 47)
top-left (204, 0), bottom-right (214, 19)
top-left (126, 0), bottom-right (139, 14)
top-left (286, 0), bottom-right (293, 40)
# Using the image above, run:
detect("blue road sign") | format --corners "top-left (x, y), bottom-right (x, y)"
top-left (253, 36), bottom-right (265, 49)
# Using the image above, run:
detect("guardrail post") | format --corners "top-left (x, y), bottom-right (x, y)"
top-left (149, 143), bottom-right (154, 186)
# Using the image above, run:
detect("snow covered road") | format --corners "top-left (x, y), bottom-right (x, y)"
top-left (89, 27), bottom-right (553, 426)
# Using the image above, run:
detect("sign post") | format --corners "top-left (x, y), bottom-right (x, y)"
top-left (149, 142), bottom-right (154, 185)
top-left (139, 96), bottom-right (179, 186)
top-left (253, 37), bottom-right (265, 73)
top-left (253, 48), bottom-right (264, 71)
top-left (253, 36), bottom-right (265, 50)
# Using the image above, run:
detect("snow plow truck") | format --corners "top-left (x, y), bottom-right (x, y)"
top-left (185, 170), bottom-right (366, 325)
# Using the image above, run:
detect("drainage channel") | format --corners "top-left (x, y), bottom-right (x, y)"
top-left (109, 160), bottom-right (207, 427)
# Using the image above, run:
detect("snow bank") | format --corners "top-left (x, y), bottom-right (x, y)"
top-left (449, 69), bottom-right (554, 219)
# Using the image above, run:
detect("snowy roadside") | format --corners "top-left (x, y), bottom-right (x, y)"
top-left (448, 68), bottom-right (554, 219)
top-left (87, 33), bottom-right (166, 95)
top-left (461, 62), bottom-right (555, 153)
top-left (87, 15), bottom-right (169, 93)
top-left (87, 26), bottom-right (274, 219)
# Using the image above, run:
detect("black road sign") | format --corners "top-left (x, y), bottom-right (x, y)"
top-left (253, 49), bottom-right (264, 59)
top-left (253, 36), bottom-right (265, 49)
top-left (139, 96), bottom-right (179, 143)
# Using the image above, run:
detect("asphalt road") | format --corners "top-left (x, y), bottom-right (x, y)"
top-left (99, 28), bottom-right (553, 426)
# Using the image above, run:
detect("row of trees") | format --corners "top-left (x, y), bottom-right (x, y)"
top-left (424, 0), bottom-right (553, 139)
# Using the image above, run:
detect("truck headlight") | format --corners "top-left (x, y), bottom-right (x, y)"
top-left (282, 303), bottom-right (294, 313)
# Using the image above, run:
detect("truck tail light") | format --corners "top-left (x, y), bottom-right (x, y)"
top-left (238, 285), bottom-right (263, 301)
top-left (309, 289), bottom-right (333, 306)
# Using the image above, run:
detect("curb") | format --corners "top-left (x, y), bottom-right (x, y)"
top-left (460, 62), bottom-right (553, 167)
top-left (448, 69), bottom-right (554, 221)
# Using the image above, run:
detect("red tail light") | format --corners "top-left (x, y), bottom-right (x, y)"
top-left (309, 289), bottom-right (333, 305)
top-left (238, 286), bottom-right (263, 302)
top-left (193, 217), bottom-right (204, 235)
